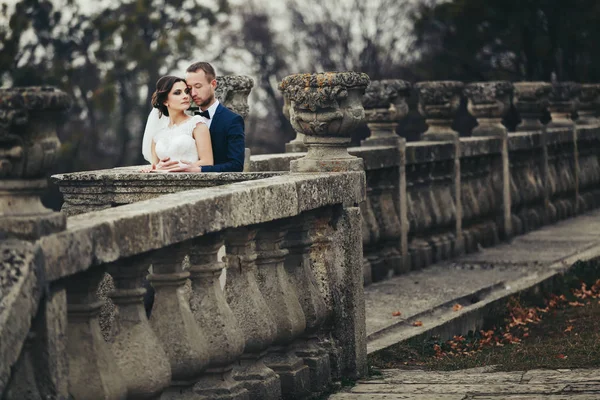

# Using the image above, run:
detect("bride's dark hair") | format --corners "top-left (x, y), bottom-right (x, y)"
top-left (151, 75), bottom-right (188, 117)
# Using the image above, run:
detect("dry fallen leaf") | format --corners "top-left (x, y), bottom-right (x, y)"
top-left (453, 303), bottom-right (463, 312)
top-left (392, 311), bottom-right (402, 317)
top-left (556, 354), bottom-right (567, 359)
top-left (568, 301), bottom-right (585, 307)
top-left (413, 321), bottom-right (423, 327)
top-left (564, 325), bottom-right (573, 332)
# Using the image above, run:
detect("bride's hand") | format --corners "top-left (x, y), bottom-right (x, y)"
top-left (140, 164), bottom-right (156, 173)
top-left (163, 160), bottom-right (201, 173)
top-left (155, 157), bottom-right (179, 170)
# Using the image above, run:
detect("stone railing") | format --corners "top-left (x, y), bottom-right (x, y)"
top-left (1, 75), bottom-right (369, 400)
top-left (251, 79), bottom-right (600, 284)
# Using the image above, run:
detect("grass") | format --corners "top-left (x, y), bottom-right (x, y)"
top-left (369, 259), bottom-right (600, 372)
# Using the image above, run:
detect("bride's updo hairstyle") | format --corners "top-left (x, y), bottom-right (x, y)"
top-left (151, 75), bottom-right (187, 117)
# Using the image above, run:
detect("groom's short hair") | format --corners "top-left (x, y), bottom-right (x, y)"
top-left (187, 62), bottom-right (216, 82)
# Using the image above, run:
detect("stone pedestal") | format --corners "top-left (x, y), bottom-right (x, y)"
top-left (0, 87), bottom-right (71, 240)
top-left (282, 93), bottom-right (308, 153)
top-left (279, 72), bottom-right (370, 173)
top-left (513, 82), bottom-right (552, 132)
top-left (361, 80), bottom-right (411, 146)
top-left (548, 82), bottom-right (581, 128)
top-left (415, 81), bottom-right (463, 141)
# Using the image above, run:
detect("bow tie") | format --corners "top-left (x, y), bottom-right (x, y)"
top-left (198, 110), bottom-right (211, 119)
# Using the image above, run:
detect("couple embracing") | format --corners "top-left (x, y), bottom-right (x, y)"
top-left (141, 62), bottom-right (245, 173)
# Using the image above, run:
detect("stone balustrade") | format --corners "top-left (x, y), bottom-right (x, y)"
top-left (1, 78), bottom-right (367, 400)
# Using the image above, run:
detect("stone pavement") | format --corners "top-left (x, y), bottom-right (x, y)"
top-left (329, 367), bottom-right (600, 399)
top-left (366, 209), bottom-right (600, 354)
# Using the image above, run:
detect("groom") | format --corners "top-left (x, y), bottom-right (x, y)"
top-left (158, 61), bottom-right (245, 172)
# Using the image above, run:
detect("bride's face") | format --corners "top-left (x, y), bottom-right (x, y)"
top-left (186, 70), bottom-right (216, 109)
top-left (165, 81), bottom-right (191, 113)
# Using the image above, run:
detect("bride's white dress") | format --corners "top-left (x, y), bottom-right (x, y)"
top-left (141, 109), bottom-right (207, 163)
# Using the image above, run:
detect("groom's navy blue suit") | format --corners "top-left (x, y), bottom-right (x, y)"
top-left (199, 103), bottom-right (245, 172)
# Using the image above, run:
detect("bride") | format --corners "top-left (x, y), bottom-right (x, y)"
top-left (141, 75), bottom-right (213, 172)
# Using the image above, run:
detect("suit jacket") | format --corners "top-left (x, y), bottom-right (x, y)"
top-left (201, 103), bottom-right (245, 172)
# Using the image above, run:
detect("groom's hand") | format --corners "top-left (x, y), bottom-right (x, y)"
top-left (164, 160), bottom-right (202, 173)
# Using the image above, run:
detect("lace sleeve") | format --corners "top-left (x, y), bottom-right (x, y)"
top-left (185, 116), bottom-right (207, 136)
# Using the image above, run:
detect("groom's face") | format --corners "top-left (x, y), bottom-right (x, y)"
top-left (186, 70), bottom-right (216, 109)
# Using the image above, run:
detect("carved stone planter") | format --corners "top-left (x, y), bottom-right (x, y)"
top-left (415, 81), bottom-right (463, 141)
top-left (577, 84), bottom-right (600, 125)
top-left (0, 87), bottom-right (71, 240)
top-left (464, 81), bottom-right (513, 137)
top-left (279, 72), bottom-right (370, 172)
top-left (548, 82), bottom-right (581, 128)
top-left (361, 79), bottom-right (411, 146)
top-left (513, 82), bottom-right (552, 131)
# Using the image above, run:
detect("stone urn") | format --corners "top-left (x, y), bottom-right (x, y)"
top-left (415, 81), bottom-right (464, 141)
top-left (0, 87), bottom-right (71, 240)
top-left (577, 84), bottom-right (600, 125)
top-left (548, 82), bottom-right (581, 128)
top-left (513, 82), bottom-right (552, 132)
top-left (214, 75), bottom-right (254, 119)
top-left (464, 81), bottom-right (513, 137)
top-left (281, 92), bottom-right (307, 153)
top-left (361, 79), bottom-right (411, 146)
top-left (279, 72), bottom-right (370, 172)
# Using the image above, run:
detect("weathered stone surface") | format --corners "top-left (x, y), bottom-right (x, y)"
top-left (548, 81), bottom-right (581, 128)
top-left (464, 81), bottom-right (513, 137)
top-left (0, 240), bottom-right (42, 396)
top-left (577, 84), bottom-right (600, 125)
top-left (415, 81), bottom-right (463, 141)
top-left (248, 153), bottom-right (303, 172)
top-left (215, 75), bottom-right (254, 119)
top-left (349, 146), bottom-right (399, 170)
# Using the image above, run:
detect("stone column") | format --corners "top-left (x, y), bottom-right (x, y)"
top-left (577, 84), bottom-right (600, 125)
top-left (464, 81), bottom-right (513, 239)
top-left (224, 228), bottom-right (281, 400)
top-left (279, 72), bottom-right (370, 173)
top-left (513, 82), bottom-right (552, 132)
top-left (0, 87), bottom-right (70, 240)
top-left (106, 256), bottom-right (172, 399)
top-left (361, 79), bottom-right (411, 146)
top-left (187, 234), bottom-right (249, 400)
top-left (254, 222), bottom-right (310, 399)
top-left (415, 81), bottom-right (463, 141)
top-left (282, 92), bottom-right (307, 153)
top-left (284, 213), bottom-right (331, 393)
top-left (548, 82), bottom-right (581, 128)
top-left (146, 243), bottom-right (211, 398)
top-left (0, 87), bottom-right (71, 399)
top-left (65, 267), bottom-right (128, 400)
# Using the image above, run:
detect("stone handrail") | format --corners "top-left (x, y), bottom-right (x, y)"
top-left (1, 74), bottom-right (369, 400)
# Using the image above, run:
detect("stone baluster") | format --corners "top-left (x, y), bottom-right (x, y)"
top-left (279, 72), bottom-right (370, 173)
top-left (187, 234), bottom-right (249, 400)
top-left (282, 92), bottom-right (307, 153)
top-left (65, 267), bottom-right (128, 400)
top-left (284, 213), bottom-right (332, 393)
top-left (106, 255), bottom-right (172, 398)
top-left (223, 227), bottom-right (281, 400)
top-left (146, 243), bottom-right (211, 397)
top-left (577, 84), bottom-right (600, 125)
top-left (415, 81), bottom-right (463, 141)
top-left (548, 82), bottom-right (581, 128)
top-left (252, 222), bottom-right (310, 399)
top-left (513, 82), bottom-right (552, 132)
top-left (464, 81), bottom-right (513, 239)
top-left (361, 79), bottom-right (411, 146)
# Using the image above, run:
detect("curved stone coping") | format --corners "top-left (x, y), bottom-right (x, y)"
top-left (508, 131), bottom-right (543, 151)
top-left (39, 172), bottom-right (365, 282)
top-left (406, 141), bottom-right (455, 165)
top-left (460, 137), bottom-right (503, 157)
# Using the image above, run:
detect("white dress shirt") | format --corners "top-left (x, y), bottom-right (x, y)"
top-left (204, 99), bottom-right (220, 129)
